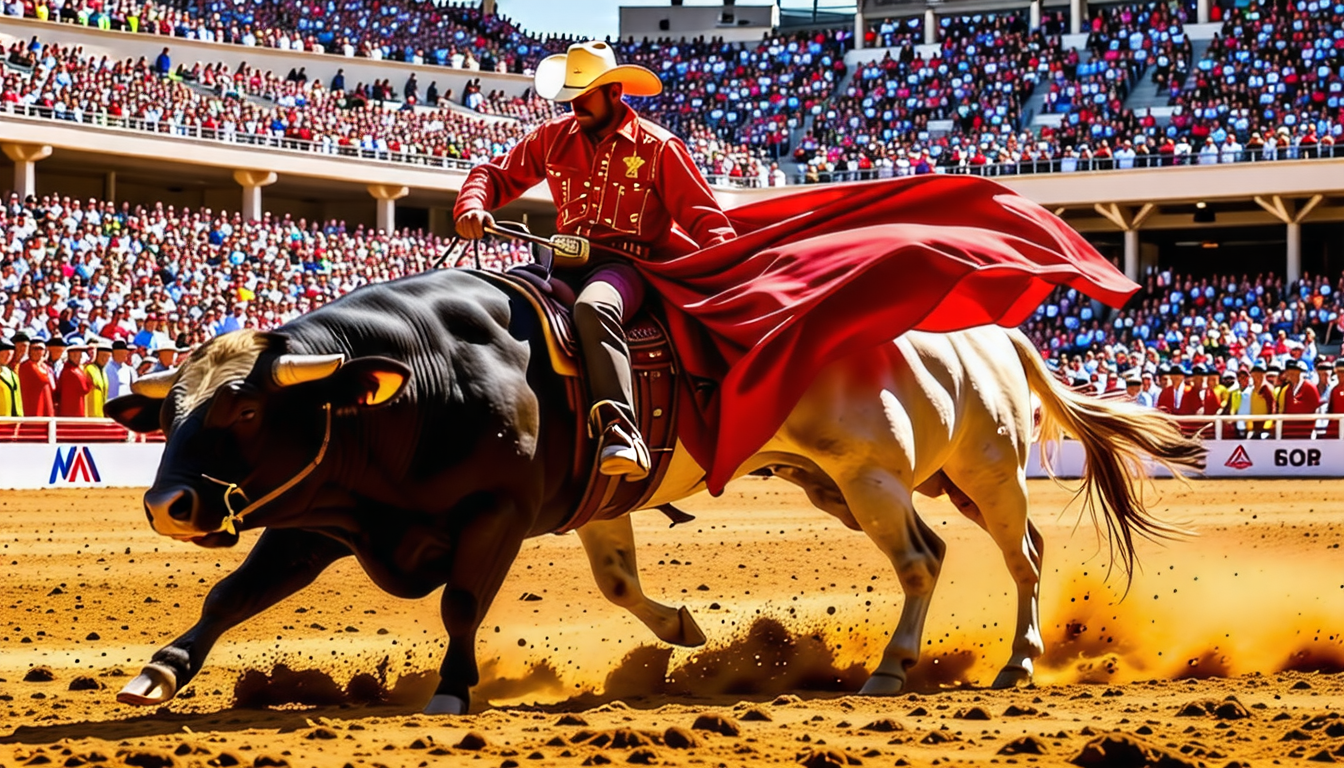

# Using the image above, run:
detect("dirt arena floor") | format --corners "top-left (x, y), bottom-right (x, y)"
top-left (1, 477), bottom-right (1341, 768)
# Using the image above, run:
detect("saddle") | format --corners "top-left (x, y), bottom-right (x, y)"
top-left (476, 268), bottom-right (687, 534)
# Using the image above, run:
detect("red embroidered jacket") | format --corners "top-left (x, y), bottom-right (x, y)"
top-left (453, 108), bottom-right (736, 261)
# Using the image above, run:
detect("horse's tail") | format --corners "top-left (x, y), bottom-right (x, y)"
top-left (1008, 330), bottom-right (1206, 580)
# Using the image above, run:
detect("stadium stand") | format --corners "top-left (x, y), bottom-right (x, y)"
top-left (0, 191), bottom-right (528, 357)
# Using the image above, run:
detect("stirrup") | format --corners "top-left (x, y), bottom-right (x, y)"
top-left (589, 400), bottom-right (651, 482)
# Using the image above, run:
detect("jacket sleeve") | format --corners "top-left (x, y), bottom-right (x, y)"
top-left (657, 136), bottom-right (737, 249)
top-left (453, 124), bottom-right (551, 219)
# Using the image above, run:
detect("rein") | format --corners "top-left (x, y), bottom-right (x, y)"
top-left (200, 403), bottom-right (334, 536)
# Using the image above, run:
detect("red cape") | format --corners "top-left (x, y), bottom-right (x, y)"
top-left (628, 175), bottom-right (1138, 495)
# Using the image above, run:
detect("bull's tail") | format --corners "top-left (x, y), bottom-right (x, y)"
top-left (1008, 330), bottom-right (1206, 580)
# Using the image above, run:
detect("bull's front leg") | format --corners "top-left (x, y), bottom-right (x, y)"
top-left (423, 499), bottom-right (527, 716)
top-left (118, 528), bottom-right (352, 706)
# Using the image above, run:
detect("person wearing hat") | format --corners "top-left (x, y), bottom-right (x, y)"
top-left (18, 338), bottom-right (55, 417)
top-left (1315, 357), bottom-right (1335, 398)
top-left (84, 339), bottom-right (112, 418)
top-left (453, 40), bottom-right (737, 481)
top-left (56, 338), bottom-right (92, 418)
top-left (1279, 358), bottom-right (1320, 439)
top-left (0, 337), bottom-right (22, 417)
top-left (1138, 369), bottom-right (1158, 408)
top-left (1123, 373), bottom-right (1142, 403)
top-left (106, 339), bottom-right (135, 400)
top-left (8, 331), bottom-right (28, 372)
top-left (1156, 364), bottom-right (1188, 415)
top-left (1179, 364), bottom-right (1220, 436)
top-left (46, 335), bottom-right (68, 381)
top-left (1222, 367), bottom-right (1252, 438)
top-left (1246, 363), bottom-right (1275, 438)
top-left (151, 340), bottom-right (180, 374)
top-left (1325, 358), bottom-right (1344, 439)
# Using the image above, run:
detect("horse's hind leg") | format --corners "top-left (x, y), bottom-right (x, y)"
top-left (576, 516), bottom-right (707, 647)
top-left (828, 468), bottom-right (946, 695)
top-left (941, 460), bottom-right (1043, 689)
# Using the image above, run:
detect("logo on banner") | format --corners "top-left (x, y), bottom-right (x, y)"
top-left (50, 447), bottom-right (102, 484)
top-left (1224, 445), bottom-right (1253, 471)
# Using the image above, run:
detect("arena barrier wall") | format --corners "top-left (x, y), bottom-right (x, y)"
top-left (4, 415), bottom-right (1344, 489)
top-left (0, 443), bottom-right (163, 489)
top-left (1024, 414), bottom-right (1344, 479)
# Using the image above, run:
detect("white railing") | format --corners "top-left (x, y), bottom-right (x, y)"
top-left (1162, 413), bottom-right (1342, 441)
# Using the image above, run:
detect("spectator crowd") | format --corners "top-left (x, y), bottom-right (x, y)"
top-left (1025, 268), bottom-right (1344, 438)
top-left (0, 191), bottom-right (528, 418)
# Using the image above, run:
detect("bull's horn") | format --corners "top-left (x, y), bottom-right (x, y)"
top-left (131, 368), bottom-right (180, 400)
top-left (272, 354), bottom-right (346, 387)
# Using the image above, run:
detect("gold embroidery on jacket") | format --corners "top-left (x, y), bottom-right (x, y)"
top-left (622, 155), bottom-right (645, 178)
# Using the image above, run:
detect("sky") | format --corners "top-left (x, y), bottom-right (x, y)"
top-left (495, 0), bottom-right (843, 39)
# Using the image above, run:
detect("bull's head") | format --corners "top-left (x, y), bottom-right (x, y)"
top-left (106, 331), bottom-right (410, 547)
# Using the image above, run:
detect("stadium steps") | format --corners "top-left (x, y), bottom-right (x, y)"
top-left (1027, 49), bottom-right (1091, 128)
top-left (1119, 38), bottom-right (1210, 125)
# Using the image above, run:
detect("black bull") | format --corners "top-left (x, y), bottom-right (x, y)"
top-left (106, 269), bottom-right (703, 715)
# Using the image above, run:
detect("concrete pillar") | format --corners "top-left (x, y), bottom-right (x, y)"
top-left (1029, 0), bottom-right (1042, 31)
top-left (1254, 194), bottom-right (1323, 286)
top-left (1123, 228), bottom-right (1140, 283)
top-left (1070, 0), bottom-right (1084, 35)
top-left (924, 7), bottom-right (937, 44)
top-left (104, 171), bottom-right (116, 202)
top-left (233, 169), bottom-right (277, 221)
top-left (854, 9), bottom-right (866, 49)
top-left (368, 184), bottom-right (409, 233)
top-left (1196, 0), bottom-right (1209, 24)
top-left (1287, 221), bottom-right (1302, 285)
top-left (2, 143), bottom-right (52, 199)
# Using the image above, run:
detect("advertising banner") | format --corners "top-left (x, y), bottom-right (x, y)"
top-left (1026, 440), bottom-right (1344, 479)
top-left (0, 443), bottom-right (163, 490)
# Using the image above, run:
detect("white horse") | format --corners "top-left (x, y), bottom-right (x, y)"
top-left (574, 325), bottom-right (1203, 696)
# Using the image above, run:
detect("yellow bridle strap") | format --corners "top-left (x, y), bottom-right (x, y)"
top-left (200, 403), bottom-right (334, 535)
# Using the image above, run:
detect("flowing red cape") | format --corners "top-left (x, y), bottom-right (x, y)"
top-left (626, 175), bottom-right (1138, 495)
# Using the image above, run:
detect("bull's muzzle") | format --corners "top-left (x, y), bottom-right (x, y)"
top-left (144, 485), bottom-right (201, 535)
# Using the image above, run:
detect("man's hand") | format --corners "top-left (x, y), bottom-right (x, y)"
top-left (455, 210), bottom-right (495, 240)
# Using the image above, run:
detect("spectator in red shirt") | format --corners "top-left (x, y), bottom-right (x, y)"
top-left (1325, 358), bottom-right (1344, 439)
top-left (17, 339), bottom-right (55, 417)
top-left (1280, 359), bottom-right (1320, 439)
top-left (1156, 364), bottom-right (1188, 414)
top-left (55, 340), bottom-right (92, 417)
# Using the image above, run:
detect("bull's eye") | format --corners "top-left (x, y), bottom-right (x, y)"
top-left (239, 409), bottom-right (258, 422)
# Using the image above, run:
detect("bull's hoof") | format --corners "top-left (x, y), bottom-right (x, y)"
top-left (673, 606), bottom-right (707, 648)
top-left (858, 671), bottom-right (906, 696)
top-left (991, 665), bottom-right (1033, 690)
top-left (116, 663), bottom-right (178, 706)
top-left (423, 694), bottom-right (468, 716)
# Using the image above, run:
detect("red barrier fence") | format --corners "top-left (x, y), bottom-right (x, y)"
top-left (0, 418), bottom-right (165, 444)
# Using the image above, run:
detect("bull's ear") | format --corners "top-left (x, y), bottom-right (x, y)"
top-left (105, 394), bottom-right (164, 433)
top-left (328, 357), bottom-right (411, 408)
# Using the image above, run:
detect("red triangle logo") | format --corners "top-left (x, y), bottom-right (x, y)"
top-left (1225, 445), bottom-right (1253, 471)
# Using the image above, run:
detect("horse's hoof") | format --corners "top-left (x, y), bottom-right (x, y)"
top-left (423, 694), bottom-right (468, 715)
top-left (859, 671), bottom-right (906, 696)
top-left (673, 606), bottom-right (707, 648)
top-left (991, 666), bottom-right (1033, 690)
top-left (116, 663), bottom-right (178, 706)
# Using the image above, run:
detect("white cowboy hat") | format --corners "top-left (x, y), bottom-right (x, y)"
top-left (534, 41), bottom-right (662, 103)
